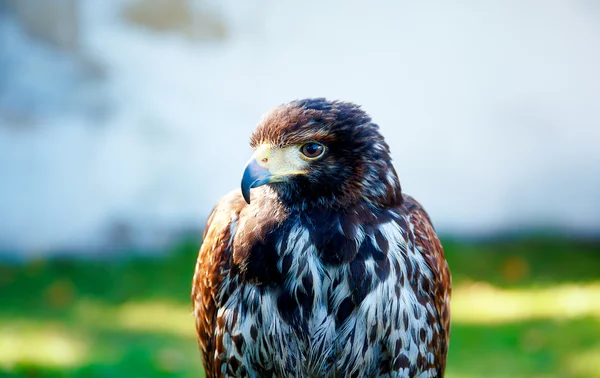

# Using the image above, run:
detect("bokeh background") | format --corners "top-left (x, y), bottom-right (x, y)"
top-left (1, 0), bottom-right (599, 377)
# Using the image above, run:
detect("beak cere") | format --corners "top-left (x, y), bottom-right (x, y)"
top-left (241, 158), bottom-right (272, 204)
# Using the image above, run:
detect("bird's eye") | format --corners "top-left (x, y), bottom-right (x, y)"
top-left (300, 143), bottom-right (325, 159)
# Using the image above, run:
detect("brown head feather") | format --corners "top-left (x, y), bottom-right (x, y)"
top-left (249, 98), bottom-right (402, 210)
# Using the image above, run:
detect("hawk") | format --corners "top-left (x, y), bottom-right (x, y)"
top-left (192, 98), bottom-right (451, 378)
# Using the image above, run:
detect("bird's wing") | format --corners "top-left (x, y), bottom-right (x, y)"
top-left (401, 194), bottom-right (452, 371)
top-left (191, 190), bottom-right (245, 377)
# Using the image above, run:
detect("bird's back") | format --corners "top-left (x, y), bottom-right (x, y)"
top-left (192, 191), bottom-right (451, 378)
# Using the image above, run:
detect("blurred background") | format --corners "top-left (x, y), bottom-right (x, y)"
top-left (0, 0), bottom-right (599, 377)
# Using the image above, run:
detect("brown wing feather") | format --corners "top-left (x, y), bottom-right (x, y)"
top-left (191, 190), bottom-right (245, 378)
top-left (402, 194), bottom-right (452, 373)
top-left (192, 191), bottom-right (451, 377)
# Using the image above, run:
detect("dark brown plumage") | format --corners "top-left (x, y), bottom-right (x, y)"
top-left (192, 98), bottom-right (451, 377)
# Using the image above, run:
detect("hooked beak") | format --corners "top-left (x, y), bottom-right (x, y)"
top-left (240, 143), bottom-right (307, 204)
top-left (241, 158), bottom-right (273, 204)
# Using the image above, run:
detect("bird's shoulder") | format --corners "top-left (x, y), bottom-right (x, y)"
top-left (396, 194), bottom-right (452, 366)
top-left (396, 194), bottom-right (450, 280)
top-left (394, 194), bottom-right (451, 301)
top-left (193, 187), bottom-right (288, 295)
top-left (193, 189), bottom-right (248, 300)
top-left (396, 194), bottom-right (451, 291)
top-left (201, 190), bottom-right (247, 239)
top-left (192, 190), bottom-right (246, 374)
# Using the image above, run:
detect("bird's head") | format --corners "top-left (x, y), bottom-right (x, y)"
top-left (241, 98), bottom-right (402, 210)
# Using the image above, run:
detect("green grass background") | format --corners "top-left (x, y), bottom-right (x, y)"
top-left (1, 237), bottom-right (599, 377)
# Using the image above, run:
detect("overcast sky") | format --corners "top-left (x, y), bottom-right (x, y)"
top-left (1, 0), bottom-right (599, 254)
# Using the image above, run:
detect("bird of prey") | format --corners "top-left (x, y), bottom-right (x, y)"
top-left (192, 98), bottom-right (451, 378)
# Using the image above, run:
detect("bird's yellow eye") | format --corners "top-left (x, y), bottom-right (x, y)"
top-left (300, 143), bottom-right (325, 159)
